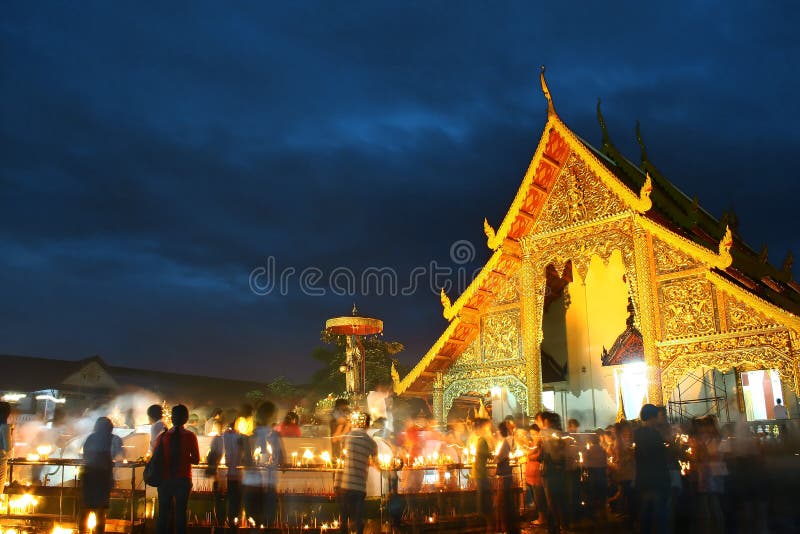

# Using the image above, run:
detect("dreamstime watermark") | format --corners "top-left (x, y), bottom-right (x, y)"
top-left (249, 239), bottom-right (483, 297)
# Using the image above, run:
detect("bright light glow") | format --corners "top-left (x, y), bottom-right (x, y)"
top-left (87, 512), bottom-right (97, 531)
top-left (1, 393), bottom-right (26, 402)
top-left (9, 494), bottom-right (39, 514)
top-left (490, 386), bottom-right (501, 397)
top-left (302, 449), bottom-right (314, 461)
top-left (36, 445), bottom-right (53, 458)
top-left (619, 362), bottom-right (648, 420)
top-left (53, 526), bottom-right (73, 534)
top-left (542, 391), bottom-right (555, 411)
top-left (320, 451), bottom-right (331, 464)
top-left (35, 394), bottom-right (66, 404)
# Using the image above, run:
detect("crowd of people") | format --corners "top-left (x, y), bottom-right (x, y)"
top-left (1, 397), bottom-right (797, 534)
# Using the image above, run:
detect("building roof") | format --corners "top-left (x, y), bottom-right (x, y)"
top-left (395, 69), bottom-right (800, 398)
top-left (0, 353), bottom-right (266, 408)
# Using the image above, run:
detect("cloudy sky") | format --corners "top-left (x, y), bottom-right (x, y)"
top-left (2, 1), bottom-right (798, 382)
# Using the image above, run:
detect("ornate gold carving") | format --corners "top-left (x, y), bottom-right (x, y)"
top-left (443, 374), bottom-right (528, 419)
top-left (633, 228), bottom-right (663, 404)
top-left (520, 255), bottom-right (545, 415)
top-left (525, 216), bottom-right (635, 282)
top-left (445, 363), bottom-right (526, 384)
top-left (658, 330), bottom-right (792, 366)
top-left (494, 274), bottom-right (520, 305)
top-left (706, 271), bottom-right (800, 332)
top-left (658, 277), bottom-right (717, 340)
top-left (482, 310), bottom-right (521, 362)
top-left (652, 237), bottom-right (699, 275)
top-left (726, 294), bottom-right (779, 332)
top-left (636, 216), bottom-right (732, 270)
top-left (533, 154), bottom-right (627, 234)
top-left (453, 338), bottom-right (480, 367)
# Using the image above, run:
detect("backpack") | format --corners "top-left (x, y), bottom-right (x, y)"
top-left (144, 432), bottom-right (165, 487)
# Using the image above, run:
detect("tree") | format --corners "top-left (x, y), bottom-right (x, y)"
top-left (264, 376), bottom-right (302, 400)
top-left (310, 331), bottom-right (408, 397)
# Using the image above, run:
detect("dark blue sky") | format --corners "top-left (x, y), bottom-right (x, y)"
top-left (2, 2), bottom-right (798, 382)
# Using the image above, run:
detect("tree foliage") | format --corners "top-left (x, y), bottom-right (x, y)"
top-left (310, 331), bottom-right (408, 396)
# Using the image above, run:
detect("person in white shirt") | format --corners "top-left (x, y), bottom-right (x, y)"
top-left (148, 404), bottom-right (166, 452)
top-left (773, 399), bottom-right (789, 419)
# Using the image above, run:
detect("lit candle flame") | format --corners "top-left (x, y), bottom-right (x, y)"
top-left (87, 512), bottom-right (97, 531)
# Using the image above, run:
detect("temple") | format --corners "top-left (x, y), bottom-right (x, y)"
top-left (394, 68), bottom-right (800, 428)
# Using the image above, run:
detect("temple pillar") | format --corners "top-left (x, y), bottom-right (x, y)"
top-left (632, 226), bottom-right (663, 405)
top-left (520, 241), bottom-right (546, 416)
top-left (432, 372), bottom-right (445, 428)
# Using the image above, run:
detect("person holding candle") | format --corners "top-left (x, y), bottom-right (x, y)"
top-left (495, 421), bottom-right (520, 534)
top-left (252, 401), bottom-right (283, 527)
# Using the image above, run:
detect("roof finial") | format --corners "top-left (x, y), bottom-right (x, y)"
top-left (758, 243), bottom-right (769, 264)
top-left (540, 65), bottom-right (555, 116)
top-left (352, 302), bottom-right (359, 316)
top-left (597, 98), bottom-right (611, 148)
top-left (782, 250), bottom-right (794, 276)
top-left (636, 121), bottom-right (649, 164)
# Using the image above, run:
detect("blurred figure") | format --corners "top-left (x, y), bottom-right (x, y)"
top-left (276, 412), bottom-right (301, 437)
top-left (205, 409), bottom-right (223, 436)
top-left (634, 404), bottom-right (674, 534)
top-left (205, 420), bottom-right (225, 527)
top-left (334, 412), bottom-right (377, 534)
top-left (690, 415), bottom-right (725, 534)
top-left (609, 421), bottom-right (635, 525)
top-left (0, 401), bottom-right (11, 489)
top-left (148, 404), bottom-right (165, 453)
top-left (563, 419), bottom-right (581, 528)
top-left (773, 398), bottom-right (788, 419)
top-left (525, 420), bottom-right (546, 527)
top-left (251, 401), bottom-right (284, 527)
top-left (330, 399), bottom-right (350, 457)
top-left (541, 412), bottom-right (568, 534)
top-left (471, 417), bottom-right (493, 533)
top-left (186, 414), bottom-right (200, 435)
top-left (156, 405), bottom-right (199, 534)
top-left (584, 433), bottom-right (608, 520)
top-left (80, 417), bottom-right (123, 534)
top-left (222, 420), bottom-right (244, 527)
top-left (371, 417), bottom-right (391, 440)
top-left (495, 421), bottom-right (520, 534)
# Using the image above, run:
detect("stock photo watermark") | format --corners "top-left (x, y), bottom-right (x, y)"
top-left (249, 240), bottom-right (481, 297)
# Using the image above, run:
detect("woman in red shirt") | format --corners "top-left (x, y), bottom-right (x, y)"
top-left (155, 405), bottom-right (199, 534)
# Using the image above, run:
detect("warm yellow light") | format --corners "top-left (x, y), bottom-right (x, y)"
top-left (302, 449), bottom-right (314, 461)
top-left (87, 512), bottom-right (97, 531)
top-left (490, 386), bottom-right (501, 397)
top-left (320, 451), bottom-right (331, 464)
top-left (36, 445), bottom-right (53, 457)
top-left (52, 526), bottom-right (73, 534)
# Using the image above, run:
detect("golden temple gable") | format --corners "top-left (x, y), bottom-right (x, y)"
top-left (396, 68), bottom-right (800, 428)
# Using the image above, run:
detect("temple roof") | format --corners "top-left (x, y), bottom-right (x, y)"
top-left (395, 69), bottom-right (800, 398)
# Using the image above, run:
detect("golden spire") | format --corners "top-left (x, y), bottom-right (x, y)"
top-left (615, 370), bottom-right (626, 423)
top-left (540, 65), bottom-right (555, 116)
